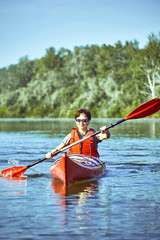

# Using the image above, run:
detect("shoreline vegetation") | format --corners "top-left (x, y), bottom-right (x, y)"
top-left (0, 33), bottom-right (160, 118)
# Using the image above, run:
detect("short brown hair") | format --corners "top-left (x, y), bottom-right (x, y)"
top-left (75, 108), bottom-right (91, 121)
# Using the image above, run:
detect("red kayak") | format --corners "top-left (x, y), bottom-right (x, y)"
top-left (50, 153), bottom-right (106, 186)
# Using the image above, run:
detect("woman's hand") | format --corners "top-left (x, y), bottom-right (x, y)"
top-left (46, 152), bottom-right (52, 159)
top-left (98, 126), bottom-right (110, 141)
top-left (46, 148), bottom-right (58, 159)
top-left (100, 126), bottom-right (108, 133)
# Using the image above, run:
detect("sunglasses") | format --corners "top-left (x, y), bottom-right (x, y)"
top-left (76, 119), bottom-right (88, 123)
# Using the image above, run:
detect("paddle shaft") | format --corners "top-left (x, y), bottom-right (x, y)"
top-left (27, 118), bottom-right (125, 169)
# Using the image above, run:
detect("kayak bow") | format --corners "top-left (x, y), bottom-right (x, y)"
top-left (50, 153), bottom-right (106, 186)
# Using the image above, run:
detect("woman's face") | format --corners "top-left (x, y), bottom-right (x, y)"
top-left (75, 113), bottom-right (90, 132)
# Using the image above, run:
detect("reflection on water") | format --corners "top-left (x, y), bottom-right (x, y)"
top-left (1, 176), bottom-right (27, 195)
top-left (51, 179), bottom-right (98, 204)
top-left (51, 179), bottom-right (99, 229)
top-left (151, 120), bottom-right (156, 138)
top-left (0, 118), bottom-right (160, 240)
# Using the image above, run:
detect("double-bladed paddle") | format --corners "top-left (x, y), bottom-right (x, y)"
top-left (1, 98), bottom-right (160, 178)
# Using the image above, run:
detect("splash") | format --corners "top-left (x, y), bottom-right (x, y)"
top-left (8, 159), bottom-right (19, 166)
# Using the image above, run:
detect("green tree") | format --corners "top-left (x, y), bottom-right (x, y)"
top-left (43, 47), bottom-right (59, 70)
top-left (0, 33), bottom-right (159, 118)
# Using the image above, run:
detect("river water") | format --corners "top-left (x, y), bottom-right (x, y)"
top-left (0, 118), bottom-right (160, 240)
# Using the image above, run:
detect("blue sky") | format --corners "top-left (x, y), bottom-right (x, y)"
top-left (0, 0), bottom-right (160, 68)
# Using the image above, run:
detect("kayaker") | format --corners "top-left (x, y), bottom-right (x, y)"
top-left (46, 108), bottom-right (110, 158)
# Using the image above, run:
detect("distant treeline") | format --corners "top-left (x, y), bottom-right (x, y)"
top-left (0, 32), bottom-right (160, 118)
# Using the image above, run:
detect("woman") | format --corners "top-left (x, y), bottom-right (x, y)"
top-left (46, 108), bottom-right (110, 159)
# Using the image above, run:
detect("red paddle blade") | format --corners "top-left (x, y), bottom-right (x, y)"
top-left (125, 98), bottom-right (160, 120)
top-left (0, 166), bottom-right (27, 178)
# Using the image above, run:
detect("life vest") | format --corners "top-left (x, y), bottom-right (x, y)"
top-left (68, 128), bottom-right (99, 158)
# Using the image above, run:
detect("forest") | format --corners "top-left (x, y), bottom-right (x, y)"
top-left (0, 32), bottom-right (160, 118)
